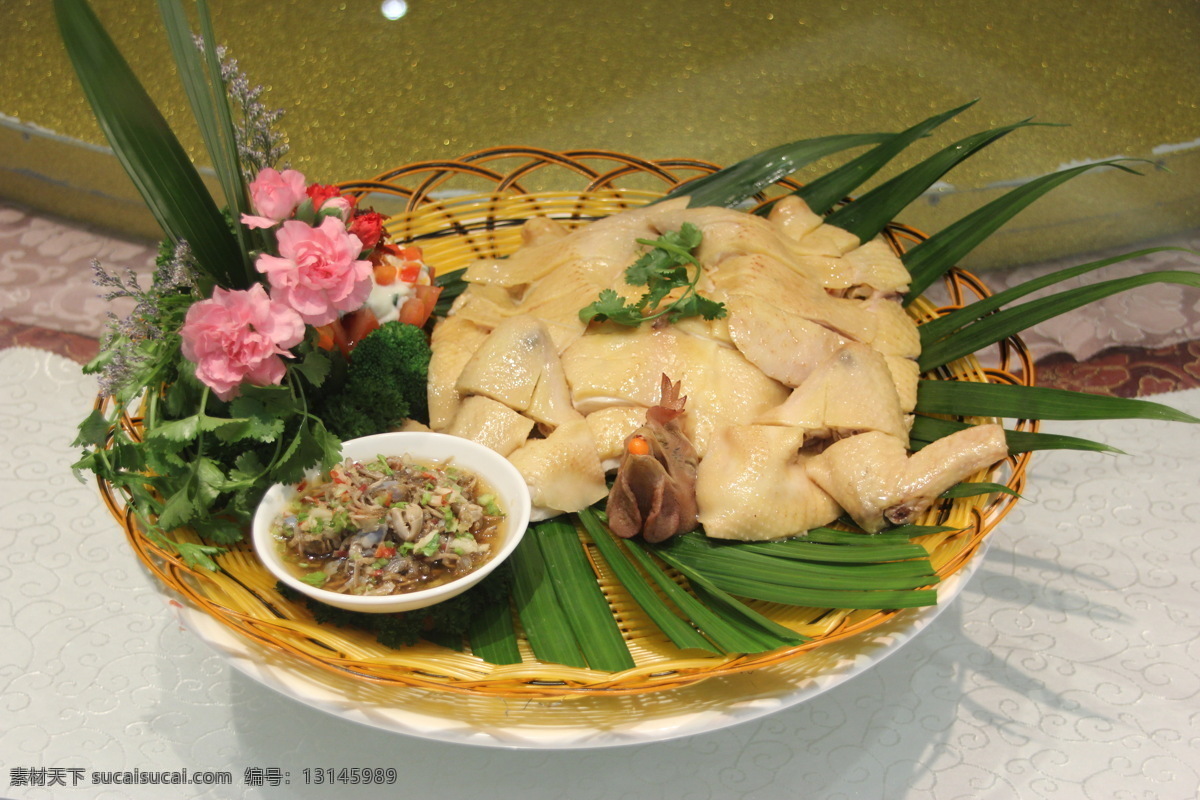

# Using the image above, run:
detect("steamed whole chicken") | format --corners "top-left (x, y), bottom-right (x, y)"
top-left (426, 196), bottom-right (1008, 539)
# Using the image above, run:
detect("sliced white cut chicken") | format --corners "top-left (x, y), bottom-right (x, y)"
top-left (884, 355), bottom-right (920, 414)
top-left (804, 432), bottom-right (908, 533)
top-left (691, 345), bottom-right (791, 455)
top-left (427, 315), bottom-right (489, 430)
top-left (696, 425), bottom-right (841, 541)
top-left (766, 195), bottom-right (823, 242)
top-left (651, 204), bottom-right (797, 268)
top-left (562, 325), bottom-right (787, 454)
top-left (455, 315), bottom-right (547, 411)
top-left (507, 419), bottom-right (609, 519)
top-left (806, 424), bottom-right (1008, 532)
top-left (858, 295), bottom-right (921, 358)
top-left (841, 237), bottom-right (911, 296)
top-left (445, 395), bottom-right (536, 457)
top-left (755, 343), bottom-right (909, 442)
top-left (790, 222), bottom-right (860, 257)
top-left (525, 339), bottom-right (583, 428)
top-left (714, 254), bottom-right (880, 345)
top-left (448, 284), bottom-right (517, 330)
top-left (464, 200), bottom-right (678, 289)
top-left (455, 314), bottom-right (581, 428)
top-left (561, 324), bottom-right (677, 412)
top-left (725, 293), bottom-right (848, 387)
top-left (887, 423), bottom-right (1009, 525)
top-left (585, 406), bottom-right (648, 468)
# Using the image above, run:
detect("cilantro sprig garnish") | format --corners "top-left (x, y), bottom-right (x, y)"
top-left (579, 223), bottom-right (727, 326)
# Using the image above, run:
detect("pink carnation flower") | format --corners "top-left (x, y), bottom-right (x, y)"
top-left (180, 284), bottom-right (305, 401)
top-left (254, 217), bottom-right (372, 325)
top-left (241, 168), bottom-right (307, 230)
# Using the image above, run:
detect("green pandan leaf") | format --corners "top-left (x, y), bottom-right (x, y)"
top-left (797, 99), bottom-right (978, 215)
top-left (909, 415), bottom-right (1124, 455)
top-left (55, 0), bottom-right (245, 290)
top-left (903, 160), bottom-right (1150, 300)
top-left (916, 380), bottom-right (1199, 424)
top-left (579, 509), bottom-right (719, 654)
top-left (157, 0), bottom-right (253, 284)
top-left (917, 247), bottom-right (1189, 345)
top-left (661, 133), bottom-right (892, 210)
top-left (919, 270), bottom-right (1200, 371)
top-left (940, 482), bottom-right (1022, 499)
top-left (826, 119), bottom-right (1052, 242)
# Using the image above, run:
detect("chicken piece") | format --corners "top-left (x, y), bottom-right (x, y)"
top-left (651, 204), bottom-right (798, 268)
top-left (804, 432), bottom-right (908, 533)
top-left (560, 324), bottom-right (677, 413)
top-left (507, 419), bottom-right (609, 519)
top-left (696, 425), bottom-right (841, 541)
top-left (840, 238), bottom-right (912, 297)
top-left (427, 315), bottom-right (489, 430)
top-left (445, 395), bottom-right (536, 457)
top-left (585, 407), bottom-right (648, 468)
top-left (464, 200), bottom-right (680, 289)
top-left (456, 315), bottom-right (546, 411)
top-left (755, 343), bottom-right (909, 443)
top-left (884, 355), bottom-right (920, 414)
top-left (606, 377), bottom-right (700, 542)
top-left (448, 284), bottom-right (518, 329)
top-left (561, 325), bottom-right (788, 454)
top-left (521, 215), bottom-right (570, 247)
top-left (886, 423), bottom-right (1009, 525)
top-left (454, 315), bottom-right (581, 428)
top-left (690, 345), bottom-right (791, 455)
top-left (721, 253), bottom-right (919, 359)
top-left (790, 222), bottom-right (861, 257)
top-left (766, 195), bottom-right (823, 242)
top-left (858, 295), bottom-right (921, 359)
top-left (725, 293), bottom-right (848, 387)
top-left (805, 424), bottom-right (1008, 532)
top-left (714, 254), bottom-right (881, 346)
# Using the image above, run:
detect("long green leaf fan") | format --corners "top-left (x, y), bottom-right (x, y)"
top-left (824, 119), bottom-right (1050, 242)
top-left (157, 0), bottom-right (255, 286)
top-left (794, 99), bottom-right (978, 216)
top-left (660, 132), bottom-right (893, 210)
top-left (916, 381), bottom-right (1200, 424)
top-left (55, 0), bottom-right (246, 291)
top-left (918, 270), bottom-right (1200, 372)
top-left (917, 247), bottom-right (1191, 346)
top-left (902, 160), bottom-right (1151, 301)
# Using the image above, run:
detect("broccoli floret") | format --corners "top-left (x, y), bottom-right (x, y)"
top-left (316, 321), bottom-right (432, 439)
top-left (347, 320), bottom-right (431, 423)
top-left (318, 395), bottom-right (378, 441)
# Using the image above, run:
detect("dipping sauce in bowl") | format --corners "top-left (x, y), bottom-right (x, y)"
top-left (252, 432), bottom-right (532, 614)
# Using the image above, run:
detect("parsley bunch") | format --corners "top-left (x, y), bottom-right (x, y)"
top-left (579, 223), bottom-right (726, 326)
top-left (72, 248), bottom-right (342, 570)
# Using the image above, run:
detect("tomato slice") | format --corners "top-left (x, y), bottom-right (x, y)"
top-left (342, 308), bottom-right (380, 352)
top-left (314, 325), bottom-right (336, 351)
top-left (396, 284), bottom-right (443, 328)
top-left (415, 284), bottom-right (443, 320)
top-left (397, 297), bottom-right (428, 326)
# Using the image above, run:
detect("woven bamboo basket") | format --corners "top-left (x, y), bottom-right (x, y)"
top-left (96, 148), bottom-right (1037, 699)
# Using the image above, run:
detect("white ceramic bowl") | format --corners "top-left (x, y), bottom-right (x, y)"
top-left (252, 431), bottom-right (532, 614)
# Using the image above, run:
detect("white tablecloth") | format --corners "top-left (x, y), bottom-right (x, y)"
top-left (1, 346), bottom-right (1198, 799)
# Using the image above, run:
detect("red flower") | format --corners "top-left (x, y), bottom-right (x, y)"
top-left (306, 183), bottom-right (353, 212)
top-left (349, 211), bottom-right (387, 251)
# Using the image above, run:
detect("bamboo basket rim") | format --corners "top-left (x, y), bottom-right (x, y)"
top-left (95, 148), bottom-right (1038, 699)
